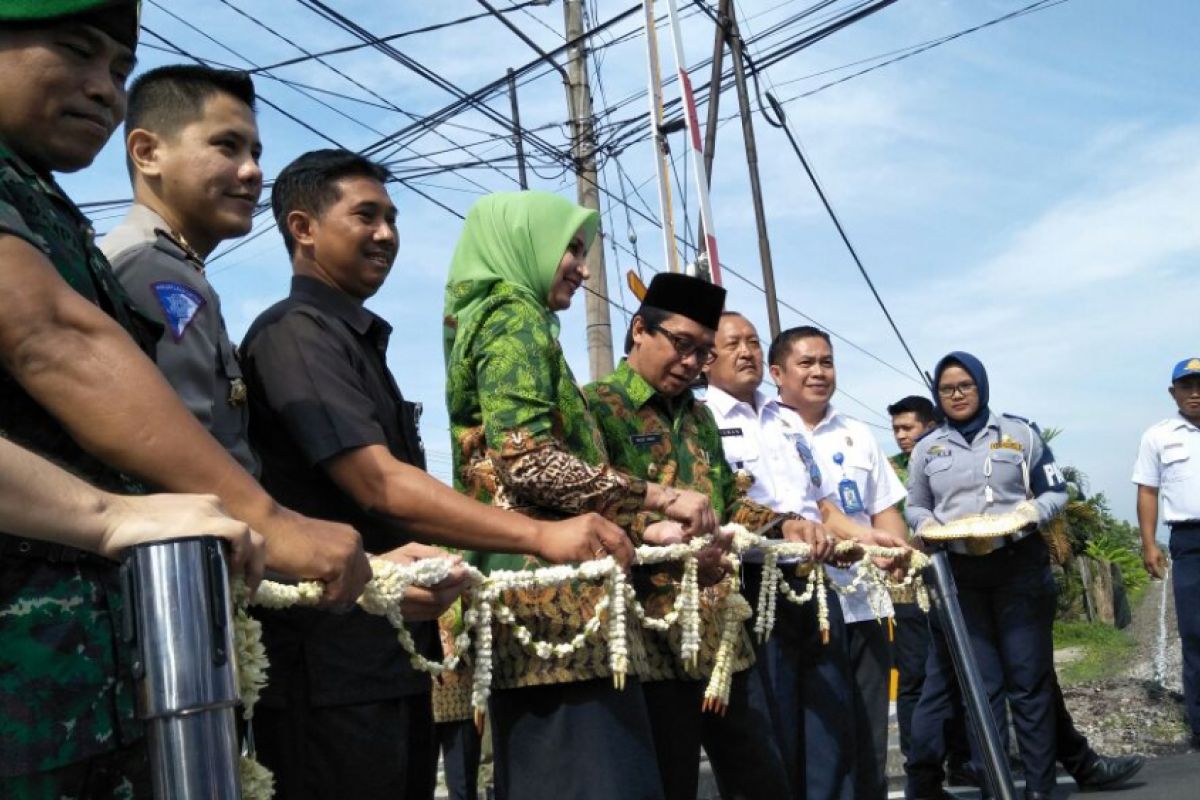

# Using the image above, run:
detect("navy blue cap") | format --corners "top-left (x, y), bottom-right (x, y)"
top-left (1172, 358), bottom-right (1200, 383)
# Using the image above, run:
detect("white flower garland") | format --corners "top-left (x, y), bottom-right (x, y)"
top-left (607, 568), bottom-right (628, 689)
top-left (702, 555), bottom-right (751, 713)
top-left (240, 753), bottom-right (275, 800)
top-left (229, 524), bottom-right (931, 799)
top-left (918, 511), bottom-right (1027, 540)
top-left (734, 529), bottom-right (931, 645)
top-left (471, 596), bottom-right (493, 732)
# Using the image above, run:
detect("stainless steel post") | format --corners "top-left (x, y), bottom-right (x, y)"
top-left (122, 537), bottom-right (241, 799)
top-left (927, 551), bottom-right (1017, 800)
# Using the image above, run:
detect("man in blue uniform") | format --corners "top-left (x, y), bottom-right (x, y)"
top-left (705, 312), bottom-right (907, 800)
top-left (768, 325), bottom-right (907, 800)
top-left (1135, 357), bottom-right (1200, 748)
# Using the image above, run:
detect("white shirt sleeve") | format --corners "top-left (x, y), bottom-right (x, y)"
top-left (1132, 427), bottom-right (1161, 488)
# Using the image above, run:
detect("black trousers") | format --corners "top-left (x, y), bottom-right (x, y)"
top-left (893, 601), bottom-right (970, 766)
top-left (255, 692), bottom-right (437, 800)
top-left (702, 663), bottom-right (792, 800)
top-left (897, 587), bottom-right (1094, 793)
top-left (1053, 672), bottom-right (1093, 775)
top-left (490, 677), bottom-right (664, 800)
top-left (906, 535), bottom-right (1058, 797)
top-left (847, 618), bottom-right (892, 800)
top-left (643, 679), bottom-right (705, 800)
top-left (1169, 527), bottom-right (1200, 737)
top-left (437, 719), bottom-right (482, 800)
top-left (743, 563), bottom-right (854, 800)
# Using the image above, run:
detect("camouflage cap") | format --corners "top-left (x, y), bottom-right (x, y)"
top-left (0, 0), bottom-right (140, 50)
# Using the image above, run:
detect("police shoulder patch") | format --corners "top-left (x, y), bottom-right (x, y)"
top-left (152, 281), bottom-right (206, 341)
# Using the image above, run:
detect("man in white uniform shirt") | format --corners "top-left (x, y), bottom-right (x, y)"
top-left (767, 325), bottom-right (907, 800)
top-left (703, 312), bottom-right (905, 800)
top-left (1135, 356), bottom-right (1200, 749)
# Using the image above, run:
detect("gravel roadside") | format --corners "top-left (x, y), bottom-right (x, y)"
top-left (1059, 573), bottom-right (1191, 756)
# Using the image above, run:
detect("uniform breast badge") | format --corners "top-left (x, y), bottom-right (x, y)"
top-left (228, 378), bottom-right (248, 407)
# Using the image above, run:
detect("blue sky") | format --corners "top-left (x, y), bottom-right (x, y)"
top-left (63, 0), bottom-right (1199, 534)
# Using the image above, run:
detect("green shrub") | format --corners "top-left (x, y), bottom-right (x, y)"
top-left (1084, 531), bottom-right (1149, 601)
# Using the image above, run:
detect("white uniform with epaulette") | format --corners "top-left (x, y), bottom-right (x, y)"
top-left (1133, 406), bottom-right (1200, 742)
top-left (102, 204), bottom-right (259, 475)
top-left (1133, 415), bottom-right (1200, 523)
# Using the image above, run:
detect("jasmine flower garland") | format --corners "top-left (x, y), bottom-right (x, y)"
top-left (703, 555), bottom-right (751, 714)
top-left (229, 524), bottom-right (934, 798)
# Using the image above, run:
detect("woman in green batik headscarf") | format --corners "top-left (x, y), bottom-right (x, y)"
top-left (443, 190), bottom-right (714, 559)
top-left (441, 190), bottom-right (714, 800)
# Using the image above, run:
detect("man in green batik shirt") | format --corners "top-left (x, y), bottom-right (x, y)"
top-left (586, 272), bottom-right (825, 800)
top-left (443, 192), bottom-right (717, 800)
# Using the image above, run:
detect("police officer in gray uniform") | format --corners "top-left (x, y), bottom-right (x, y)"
top-left (904, 351), bottom-right (1066, 800)
top-left (102, 65), bottom-right (262, 474)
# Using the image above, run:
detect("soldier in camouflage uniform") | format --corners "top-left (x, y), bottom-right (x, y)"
top-left (0, 5), bottom-right (152, 796)
top-left (0, 3), bottom-right (367, 796)
top-left (584, 272), bottom-right (805, 800)
top-left (442, 191), bottom-right (718, 800)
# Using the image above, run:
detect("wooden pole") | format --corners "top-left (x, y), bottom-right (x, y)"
top-left (727, 7), bottom-right (781, 338)
top-left (506, 68), bottom-right (528, 189)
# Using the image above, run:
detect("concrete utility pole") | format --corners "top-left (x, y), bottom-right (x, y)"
top-left (725, 5), bottom-right (781, 339)
top-left (564, 0), bottom-right (614, 380)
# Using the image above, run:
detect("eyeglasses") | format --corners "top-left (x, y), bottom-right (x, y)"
top-left (937, 381), bottom-right (978, 398)
top-left (647, 324), bottom-right (716, 365)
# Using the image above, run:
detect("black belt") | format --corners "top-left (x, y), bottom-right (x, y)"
top-left (1170, 520), bottom-right (1200, 531)
top-left (0, 534), bottom-right (106, 565)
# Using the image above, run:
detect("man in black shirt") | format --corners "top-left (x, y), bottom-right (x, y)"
top-left (241, 149), bottom-right (632, 799)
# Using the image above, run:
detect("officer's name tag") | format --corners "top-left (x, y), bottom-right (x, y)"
top-left (990, 441), bottom-right (1023, 452)
top-left (718, 427), bottom-right (743, 438)
top-left (630, 433), bottom-right (663, 447)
